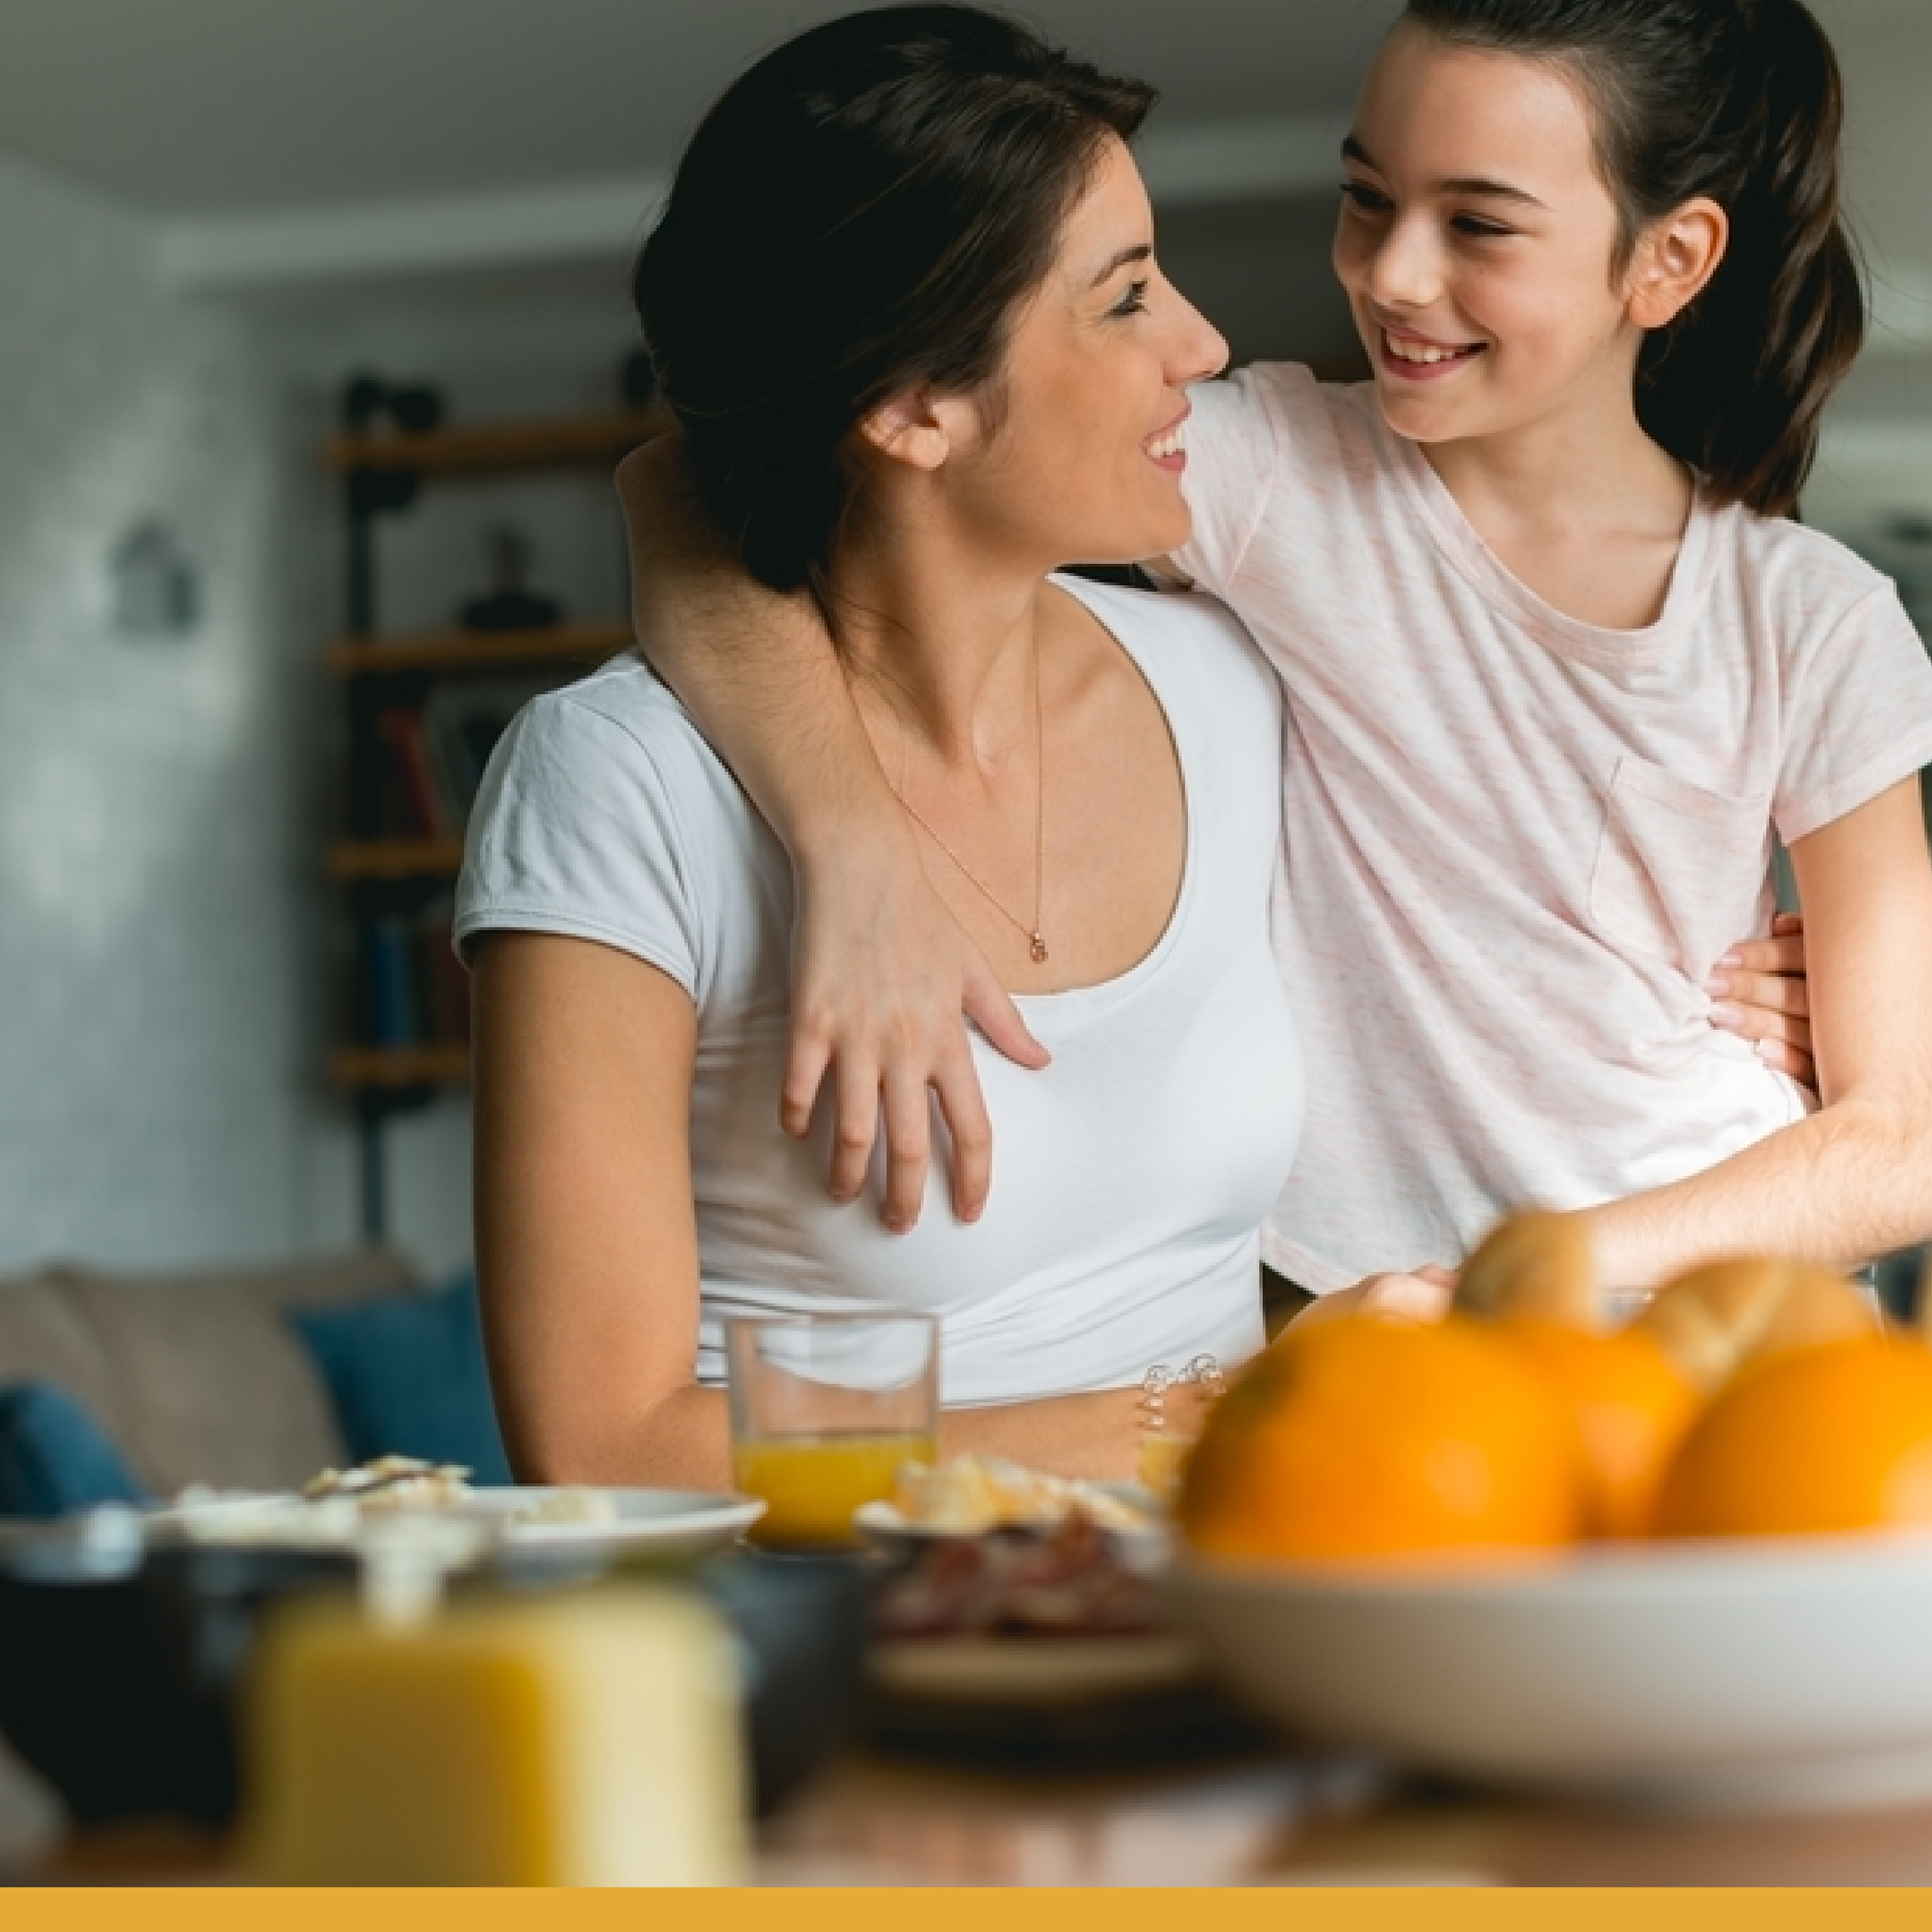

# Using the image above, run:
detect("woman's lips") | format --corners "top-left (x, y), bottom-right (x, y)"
top-left (1143, 418), bottom-right (1188, 473)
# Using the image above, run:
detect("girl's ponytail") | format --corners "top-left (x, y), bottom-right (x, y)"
top-left (1405, 0), bottom-right (1865, 519)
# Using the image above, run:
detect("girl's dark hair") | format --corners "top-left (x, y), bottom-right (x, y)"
top-left (633, 6), bottom-right (1155, 596)
top-left (1403, 0), bottom-right (1862, 518)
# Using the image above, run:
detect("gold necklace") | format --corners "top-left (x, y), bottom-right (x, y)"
top-left (887, 637), bottom-right (1048, 965)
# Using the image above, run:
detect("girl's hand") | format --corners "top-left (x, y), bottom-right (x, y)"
top-left (1709, 912), bottom-right (1815, 1095)
top-left (1289, 1266), bottom-right (1455, 1329)
top-left (787, 834), bottom-right (1049, 1233)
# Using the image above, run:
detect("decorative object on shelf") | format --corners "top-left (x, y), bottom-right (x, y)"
top-left (108, 519), bottom-right (199, 640)
top-left (340, 371), bottom-right (447, 436)
top-left (458, 526), bottom-right (563, 634)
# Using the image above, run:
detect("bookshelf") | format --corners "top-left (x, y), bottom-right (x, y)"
top-left (329, 399), bottom-right (651, 1236)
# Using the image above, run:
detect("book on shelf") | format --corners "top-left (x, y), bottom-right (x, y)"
top-left (370, 676), bottom-right (550, 839)
top-left (360, 896), bottom-right (469, 1051)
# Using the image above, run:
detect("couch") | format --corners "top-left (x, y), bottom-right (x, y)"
top-left (0, 1249), bottom-right (421, 1501)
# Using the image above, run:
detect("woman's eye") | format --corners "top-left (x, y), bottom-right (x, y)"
top-left (1339, 180), bottom-right (1390, 215)
top-left (1452, 214), bottom-right (1514, 240)
top-left (1110, 278), bottom-right (1150, 318)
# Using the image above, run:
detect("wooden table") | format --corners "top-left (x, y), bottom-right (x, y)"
top-left (758, 1751), bottom-right (1932, 1886)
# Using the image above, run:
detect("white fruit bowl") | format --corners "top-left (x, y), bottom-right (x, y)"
top-left (1167, 1533), bottom-right (1932, 1813)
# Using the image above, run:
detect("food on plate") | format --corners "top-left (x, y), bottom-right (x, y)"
top-left (1490, 1318), bottom-right (1698, 1539)
top-left (1178, 1315), bottom-right (1582, 1560)
top-left (302, 1455), bottom-right (475, 1511)
top-left (888, 1455), bottom-right (1154, 1536)
top-left (877, 1514), bottom-right (1160, 1638)
top-left (504, 1488), bottom-right (619, 1528)
top-left (1655, 1335), bottom-right (1932, 1538)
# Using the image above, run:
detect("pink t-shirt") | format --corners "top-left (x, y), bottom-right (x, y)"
top-left (1176, 362), bottom-right (1932, 1291)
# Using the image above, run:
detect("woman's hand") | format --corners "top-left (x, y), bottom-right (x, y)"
top-left (788, 830), bottom-right (1049, 1232)
top-left (1289, 1266), bottom-right (1456, 1329)
top-left (1708, 911), bottom-right (1815, 1094)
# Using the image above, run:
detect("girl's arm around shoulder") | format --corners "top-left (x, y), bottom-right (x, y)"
top-left (616, 437), bottom-right (1045, 1234)
top-left (1585, 777), bottom-right (1932, 1283)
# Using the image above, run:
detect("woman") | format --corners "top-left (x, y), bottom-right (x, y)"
top-left (458, 8), bottom-right (1300, 1482)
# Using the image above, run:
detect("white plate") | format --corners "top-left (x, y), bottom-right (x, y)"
top-left (145, 1485), bottom-right (765, 1561)
top-left (1167, 1534), bottom-right (1932, 1814)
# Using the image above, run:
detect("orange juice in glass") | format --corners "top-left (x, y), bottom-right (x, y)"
top-left (725, 1313), bottom-right (939, 1548)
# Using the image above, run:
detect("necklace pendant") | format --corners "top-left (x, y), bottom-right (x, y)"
top-left (1030, 933), bottom-right (1048, 965)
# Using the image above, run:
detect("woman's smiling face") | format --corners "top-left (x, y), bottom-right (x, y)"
top-left (933, 137), bottom-right (1229, 568)
top-left (1333, 23), bottom-right (1645, 452)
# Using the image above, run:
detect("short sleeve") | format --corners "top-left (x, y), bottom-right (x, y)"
top-left (1776, 585), bottom-right (1932, 844)
top-left (1172, 367), bottom-right (1285, 596)
top-left (453, 689), bottom-right (707, 997)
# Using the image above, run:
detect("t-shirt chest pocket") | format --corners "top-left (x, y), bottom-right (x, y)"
top-left (1586, 756), bottom-right (1773, 980)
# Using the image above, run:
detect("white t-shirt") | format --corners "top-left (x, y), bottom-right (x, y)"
top-left (454, 575), bottom-right (1302, 1404)
top-left (1176, 362), bottom-right (1932, 1291)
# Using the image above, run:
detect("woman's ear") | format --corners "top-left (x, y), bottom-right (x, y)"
top-left (1625, 196), bottom-right (1728, 330)
top-left (856, 388), bottom-right (953, 471)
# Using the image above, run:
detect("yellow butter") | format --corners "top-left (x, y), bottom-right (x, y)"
top-left (244, 1584), bottom-right (746, 1886)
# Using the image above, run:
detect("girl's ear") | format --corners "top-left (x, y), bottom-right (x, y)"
top-left (856, 388), bottom-right (954, 472)
top-left (1625, 197), bottom-right (1729, 330)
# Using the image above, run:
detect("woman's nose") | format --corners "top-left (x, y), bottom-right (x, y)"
top-left (1164, 287), bottom-right (1229, 385)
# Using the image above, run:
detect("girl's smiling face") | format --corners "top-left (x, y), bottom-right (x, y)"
top-left (1333, 23), bottom-right (1652, 453)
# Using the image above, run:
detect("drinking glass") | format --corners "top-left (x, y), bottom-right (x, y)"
top-left (725, 1313), bottom-right (939, 1547)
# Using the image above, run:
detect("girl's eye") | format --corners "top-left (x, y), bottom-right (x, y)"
top-left (1453, 214), bottom-right (1514, 240)
top-left (1339, 180), bottom-right (1391, 215)
top-left (1110, 278), bottom-right (1150, 318)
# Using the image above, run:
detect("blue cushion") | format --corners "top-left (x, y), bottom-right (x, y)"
top-left (289, 1267), bottom-right (513, 1485)
top-left (0, 1381), bottom-right (150, 1518)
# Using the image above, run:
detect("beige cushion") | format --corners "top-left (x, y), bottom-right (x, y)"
top-left (0, 1268), bottom-right (129, 1443)
top-left (8, 1251), bottom-right (420, 1496)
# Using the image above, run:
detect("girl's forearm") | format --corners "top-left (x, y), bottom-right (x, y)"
top-left (1583, 1091), bottom-right (1932, 1288)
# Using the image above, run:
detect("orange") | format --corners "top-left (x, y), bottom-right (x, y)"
top-left (1494, 1318), bottom-right (1700, 1539)
top-left (1178, 1315), bottom-right (1582, 1560)
top-left (1655, 1335), bottom-right (1932, 1539)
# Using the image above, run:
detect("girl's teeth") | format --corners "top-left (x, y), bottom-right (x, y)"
top-left (1147, 429), bottom-right (1186, 458)
top-left (1386, 334), bottom-right (1472, 366)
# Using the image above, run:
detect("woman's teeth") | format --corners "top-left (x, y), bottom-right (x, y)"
top-left (1385, 333), bottom-right (1477, 365)
top-left (1147, 428), bottom-right (1186, 458)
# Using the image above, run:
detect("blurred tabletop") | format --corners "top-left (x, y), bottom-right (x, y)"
top-left (757, 1750), bottom-right (1932, 1887)
top-left (18, 1750), bottom-right (1932, 1886)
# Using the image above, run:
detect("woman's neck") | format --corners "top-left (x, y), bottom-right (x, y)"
top-left (828, 520), bottom-right (1050, 771)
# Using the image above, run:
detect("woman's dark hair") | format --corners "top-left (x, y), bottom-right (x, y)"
top-left (634, 6), bottom-right (1155, 596)
top-left (1403, 0), bottom-right (1862, 518)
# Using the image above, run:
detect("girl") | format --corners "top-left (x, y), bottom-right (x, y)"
top-left (621, 0), bottom-right (1924, 1303)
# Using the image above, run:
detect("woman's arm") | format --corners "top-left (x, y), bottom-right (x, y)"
top-left (617, 439), bottom-right (1045, 1234)
top-left (1585, 779), bottom-right (1932, 1284)
top-left (472, 929), bottom-right (728, 1488)
top-left (472, 929), bottom-right (1180, 1485)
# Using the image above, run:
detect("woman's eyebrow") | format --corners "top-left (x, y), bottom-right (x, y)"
top-left (1088, 242), bottom-right (1153, 289)
top-left (1341, 134), bottom-right (1547, 210)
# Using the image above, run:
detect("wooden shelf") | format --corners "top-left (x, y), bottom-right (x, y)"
top-left (327, 837), bottom-right (465, 881)
top-left (325, 412), bottom-right (658, 477)
top-left (331, 1043), bottom-right (471, 1090)
top-left (326, 619), bottom-right (632, 679)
